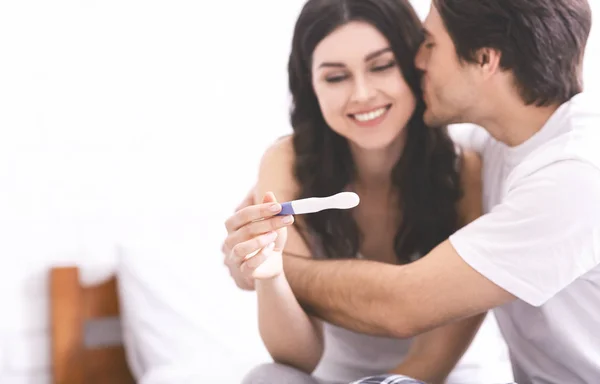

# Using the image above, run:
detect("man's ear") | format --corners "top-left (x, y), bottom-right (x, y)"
top-left (475, 47), bottom-right (501, 78)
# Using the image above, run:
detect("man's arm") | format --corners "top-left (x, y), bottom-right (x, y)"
top-left (285, 160), bottom-right (600, 338)
top-left (283, 150), bottom-right (512, 339)
top-left (283, 241), bottom-right (515, 338)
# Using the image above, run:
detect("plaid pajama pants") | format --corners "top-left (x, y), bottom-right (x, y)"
top-left (349, 375), bottom-right (425, 384)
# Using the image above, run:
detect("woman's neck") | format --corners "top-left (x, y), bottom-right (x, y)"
top-left (349, 133), bottom-right (405, 195)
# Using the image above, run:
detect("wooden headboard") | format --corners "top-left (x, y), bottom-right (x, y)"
top-left (49, 266), bottom-right (135, 384)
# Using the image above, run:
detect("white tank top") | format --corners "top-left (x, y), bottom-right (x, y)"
top-left (312, 313), bottom-right (514, 384)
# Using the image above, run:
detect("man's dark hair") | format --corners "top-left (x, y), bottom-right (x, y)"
top-left (433, 0), bottom-right (592, 106)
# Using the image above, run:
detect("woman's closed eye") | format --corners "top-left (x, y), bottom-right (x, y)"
top-left (324, 61), bottom-right (396, 83)
top-left (371, 60), bottom-right (396, 72)
top-left (325, 74), bottom-right (348, 83)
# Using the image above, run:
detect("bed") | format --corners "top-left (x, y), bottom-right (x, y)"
top-left (48, 236), bottom-right (271, 383)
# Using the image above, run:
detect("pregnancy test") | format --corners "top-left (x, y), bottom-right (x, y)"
top-left (276, 192), bottom-right (360, 216)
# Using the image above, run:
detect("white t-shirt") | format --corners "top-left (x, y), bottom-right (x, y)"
top-left (448, 92), bottom-right (600, 384)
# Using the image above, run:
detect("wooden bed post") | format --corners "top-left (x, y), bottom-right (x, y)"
top-left (50, 267), bottom-right (85, 384)
top-left (49, 266), bottom-right (135, 384)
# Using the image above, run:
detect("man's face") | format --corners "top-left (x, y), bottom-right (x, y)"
top-left (415, 4), bottom-right (481, 126)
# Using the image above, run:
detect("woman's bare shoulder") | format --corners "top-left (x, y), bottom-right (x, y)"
top-left (255, 134), bottom-right (298, 203)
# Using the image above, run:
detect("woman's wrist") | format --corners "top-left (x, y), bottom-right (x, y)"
top-left (255, 272), bottom-right (289, 291)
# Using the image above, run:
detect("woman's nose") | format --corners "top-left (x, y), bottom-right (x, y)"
top-left (350, 77), bottom-right (377, 103)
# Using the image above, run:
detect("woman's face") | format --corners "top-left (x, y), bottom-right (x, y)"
top-left (311, 21), bottom-right (417, 151)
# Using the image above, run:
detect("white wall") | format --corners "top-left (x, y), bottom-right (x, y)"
top-left (0, 1), bottom-right (304, 381)
top-left (0, 0), bottom-right (597, 382)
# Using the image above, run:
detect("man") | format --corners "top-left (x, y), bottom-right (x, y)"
top-left (223, 1), bottom-right (599, 383)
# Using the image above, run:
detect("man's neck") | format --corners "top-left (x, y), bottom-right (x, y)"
top-left (477, 97), bottom-right (562, 147)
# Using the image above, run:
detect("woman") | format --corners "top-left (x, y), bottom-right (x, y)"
top-left (222, 0), bottom-right (512, 383)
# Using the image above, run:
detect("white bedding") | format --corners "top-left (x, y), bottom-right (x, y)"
top-left (116, 217), bottom-right (270, 382)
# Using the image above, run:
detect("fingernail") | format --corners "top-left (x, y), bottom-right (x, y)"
top-left (269, 203), bottom-right (281, 212)
top-left (265, 242), bottom-right (275, 251)
top-left (267, 231), bottom-right (278, 241)
top-left (282, 215), bottom-right (294, 224)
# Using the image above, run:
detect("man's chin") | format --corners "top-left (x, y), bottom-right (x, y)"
top-left (423, 109), bottom-right (440, 127)
top-left (423, 108), bottom-right (454, 128)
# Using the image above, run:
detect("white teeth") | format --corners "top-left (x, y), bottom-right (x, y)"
top-left (353, 107), bottom-right (387, 122)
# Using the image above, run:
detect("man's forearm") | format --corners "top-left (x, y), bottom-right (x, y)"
top-left (283, 255), bottom-right (416, 338)
top-left (283, 240), bottom-right (509, 339)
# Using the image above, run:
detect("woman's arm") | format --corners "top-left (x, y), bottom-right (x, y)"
top-left (253, 137), bottom-right (324, 373)
top-left (387, 150), bottom-right (486, 383)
